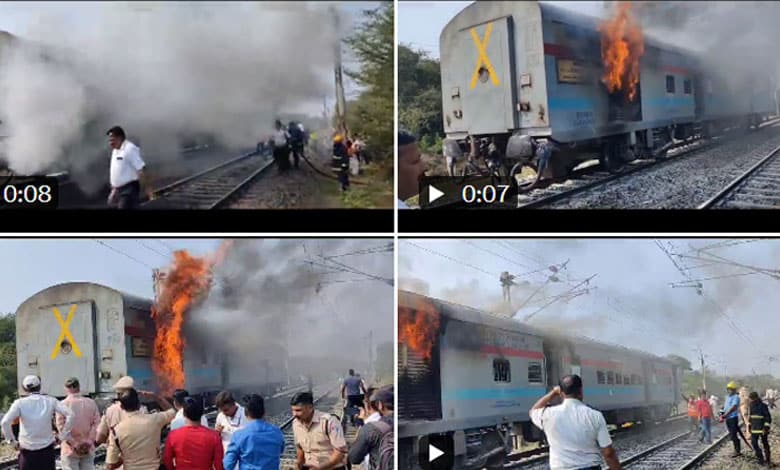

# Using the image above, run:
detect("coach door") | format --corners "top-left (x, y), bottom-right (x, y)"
top-left (31, 301), bottom-right (97, 395)
top-left (458, 16), bottom-right (518, 134)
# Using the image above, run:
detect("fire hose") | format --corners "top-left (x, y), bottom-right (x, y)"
top-left (298, 150), bottom-right (367, 186)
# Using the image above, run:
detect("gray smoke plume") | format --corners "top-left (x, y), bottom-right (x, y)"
top-left (186, 239), bottom-right (394, 387)
top-left (400, 239), bottom-right (780, 375)
top-left (630, 2), bottom-right (780, 81)
top-left (0, 2), bottom-right (346, 190)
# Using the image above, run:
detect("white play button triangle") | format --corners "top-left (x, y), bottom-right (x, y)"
top-left (429, 444), bottom-right (444, 462)
top-left (428, 185), bottom-right (445, 204)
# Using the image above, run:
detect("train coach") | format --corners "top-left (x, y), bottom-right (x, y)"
top-left (439, 1), bottom-right (777, 181)
top-left (15, 282), bottom-right (287, 405)
top-left (398, 290), bottom-right (681, 469)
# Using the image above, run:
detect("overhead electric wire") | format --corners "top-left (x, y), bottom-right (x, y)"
top-left (137, 240), bottom-right (169, 259)
top-left (93, 239), bottom-right (155, 270)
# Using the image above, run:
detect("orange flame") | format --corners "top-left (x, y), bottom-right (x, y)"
top-left (398, 298), bottom-right (440, 361)
top-left (151, 240), bottom-right (233, 394)
top-left (599, 2), bottom-right (645, 102)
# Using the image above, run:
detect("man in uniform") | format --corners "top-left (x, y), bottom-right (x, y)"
top-left (105, 389), bottom-right (176, 470)
top-left (291, 392), bottom-right (347, 470)
top-left (288, 121), bottom-right (305, 169)
top-left (106, 126), bottom-right (152, 209)
top-left (721, 381), bottom-right (742, 457)
top-left (748, 391), bottom-right (772, 467)
top-left (331, 135), bottom-right (349, 192)
top-left (95, 376), bottom-right (147, 470)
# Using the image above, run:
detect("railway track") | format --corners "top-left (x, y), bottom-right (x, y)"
top-left (431, 117), bottom-right (780, 210)
top-left (508, 413), bottom-right (689, 468)
top-left (698, 143), bottom-right (780, 209)
top-left (142, 148), bottom-right (274, 209)
top-left (618, 424), bottom-right (728, 470)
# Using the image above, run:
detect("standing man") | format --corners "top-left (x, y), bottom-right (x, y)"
top-left (272, 120), bottom-right (291, 173)
top-left (331, 135), bottom-right (350, 192)
top-left (695, 389), bottom-right (714, 444)
top-left (348, 385), bottom-right (394, 470)
top-left (529, 375), bottom-right (621, 470)
top-left (105, 389), bottom-right (176, 470)
top-left (0, 375), bottom-right (75, 470)
top-left (223, 394), bottom-right (285, 470)
top-left (397, 131), bottom-right (426, 210)
top-left (722, 381), bottom-right (742, 457)
top-left (291, 392), bottom-right (348, 470)
top-left (748, 391), bottom-right (772, 467)
top-left (341, 369), bottom-right (367, 427)
top-left (56, 378), bottom-right (101, 470)
top-left (170, 389), bottom-right (209, 431)
top-left (682, 392), bottom-right (700, 432)
top-left (214, 391), bottom-right (247, 453)
top-left (288, 121), bottom-right (305, 169)
top-left (96, 376), bottom-right (147, 446)
top-left (163, 397), bottom-right (224, 470)
top-left (107, 126), bottom-right (151, 209)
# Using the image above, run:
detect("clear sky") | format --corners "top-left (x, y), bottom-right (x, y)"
top-left (398, 1), bottom-right (606, 59)
top-left (399, 238), bottom-right (780, 378)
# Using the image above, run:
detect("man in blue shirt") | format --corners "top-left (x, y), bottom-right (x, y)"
top-left (722, 382), bottom-right (742, 457)
top-left (224, 395), bottom-right (284, 470)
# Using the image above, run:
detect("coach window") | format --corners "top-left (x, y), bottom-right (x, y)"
top-left (607, 371), bottom-right (614, 385)
top-left (666, 75), bottom-right (675, 94)
top-left (597, 370), bottom-right (605, 384)
top-left (683, 79), bottom-right (692, 94)
top-left (528, 362), bottom-right (543, 384)
top-left (493, 358), bottom-right (511, 382)
top-left (615, 372), bottom-right (623, 385)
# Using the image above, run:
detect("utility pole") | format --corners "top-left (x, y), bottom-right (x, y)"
top-left (330, 5), bottom-right (348, 138)
top-left (695, 346), bottom-right (707, 392)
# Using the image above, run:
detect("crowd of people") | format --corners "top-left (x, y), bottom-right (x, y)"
top-left (0, 373), bottom-right (394, 470)
top-left (531, 375), bottom-right (777, 470)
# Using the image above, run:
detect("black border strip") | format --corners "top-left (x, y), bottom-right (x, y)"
top-left (0, 209), bottom-right (394, 233)
top-left (399, 210), bottom-right (780, 233)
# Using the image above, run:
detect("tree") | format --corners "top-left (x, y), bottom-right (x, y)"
top-left (397, 45), bottom-right (444, 151)
top-left (344, 1), bottom-right (393, 159)
top-left (0, 314), bottom-right (16, 408)
top-left (666, 354), bottom-right (692, 371)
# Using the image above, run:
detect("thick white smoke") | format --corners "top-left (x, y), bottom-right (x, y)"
top-left (0, 1), bottom-right (344, 179)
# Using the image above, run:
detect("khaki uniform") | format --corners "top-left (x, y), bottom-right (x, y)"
top-left (96, 403), bottom-right (148, 442)
top-left (292, 410), bottom-right (348, 467)
top-left (105, 409), bottom-right (175, 470)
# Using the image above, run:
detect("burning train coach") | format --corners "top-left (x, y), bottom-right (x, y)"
top-left (398, 290), bottom-right (681, 469)
top-left (439, 1), bottom-right (778, 181)
top-left (14, 282), bottom-right (288, 407)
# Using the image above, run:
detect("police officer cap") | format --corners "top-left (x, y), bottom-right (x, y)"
top-left (113, 376), bottom-right (135, 390)
top-left (371, 385), bottom-right (393, 406)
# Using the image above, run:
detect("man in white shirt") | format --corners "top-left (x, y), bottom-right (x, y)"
top-left (1, 375), bottom-right (75, 470)
top-left (272, 119), bottom-right (291, 173)
top-left (214, 390), bottom-right (247, 452)
top-left (529, 375), bottom-right (621, 470)
top-left (106, 126), bottom-right (151, 209)
top-left (170, 389), bottom-right (209, 431)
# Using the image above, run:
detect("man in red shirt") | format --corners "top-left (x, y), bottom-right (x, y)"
top-left (695, 389), bottom-right (714, 444)
top-left (163, 397), bottom-right (223, 470)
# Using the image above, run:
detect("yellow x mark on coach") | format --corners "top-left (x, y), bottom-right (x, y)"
top-left (51, 305), bottom-right (82, 359)
top-left (469, 22), bottom-right (500, 89)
